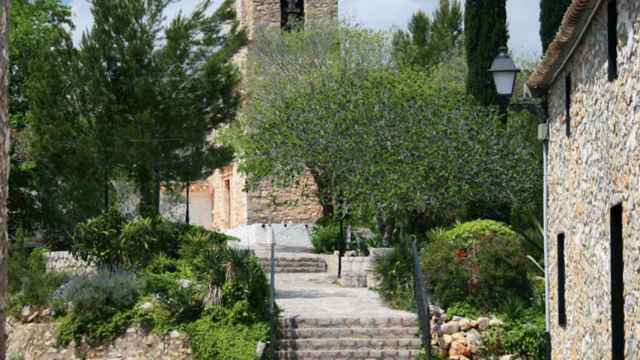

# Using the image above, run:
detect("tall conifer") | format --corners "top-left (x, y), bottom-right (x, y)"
top-left (540, 0), bottom-right (572, 52)
top-left (464, 0), bottom-right (509, 106)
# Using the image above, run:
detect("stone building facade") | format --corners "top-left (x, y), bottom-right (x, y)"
top-left (528, 0), bottom-right (640, 358)
top-left (201, 0), bottom-right (336, 245)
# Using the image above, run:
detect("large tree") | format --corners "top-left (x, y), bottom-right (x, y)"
top-left (393, 0), bottom-right (462, 69)
top-left (8, 0), bottom-right (76, 237)
top-left (464, 0), bottom-right (509, 106)
top-left (75, 0), bottom-right (243, 217)
top-left (238, 24), bottom-right (539, 244)
top-left (540, 0), bottom-right (571, 52)
top-left (0, 0), bottom-right (9, 356)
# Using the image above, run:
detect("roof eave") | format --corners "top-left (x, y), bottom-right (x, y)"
top-left (527, 0), bottom-right (604, 97)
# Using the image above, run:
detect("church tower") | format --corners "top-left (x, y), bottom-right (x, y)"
top-left (204, 0), bottom-right (337, 246)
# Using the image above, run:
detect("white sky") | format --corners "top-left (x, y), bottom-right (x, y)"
top-left (66, 0), bottom-right (542, 59)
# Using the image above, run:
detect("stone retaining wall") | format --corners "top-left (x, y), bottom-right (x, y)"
top-left (44, 251), bottom-right (94, 274)
top-left (7, 319), bottom-right (191, 360)
top-left (338, 248), bottom-right (394, 289)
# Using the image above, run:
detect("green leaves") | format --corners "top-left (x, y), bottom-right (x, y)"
top-left (239, 23), bottom-right (539, 225)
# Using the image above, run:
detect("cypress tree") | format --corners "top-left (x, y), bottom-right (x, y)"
top-left (464, 0), bottom-right (509, 106)
top-left (540, 0), bottom-right (572, 52)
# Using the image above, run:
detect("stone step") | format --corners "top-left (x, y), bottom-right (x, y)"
top-left (275, 349), bottom-right (422, 360)
top-left (259, 259), bottom-right (326, 266)
top-left (281, 326), bottom-right (420, 339)
top-left (264, 266), bottom-right (327, 274)
top-left (259, 257), bottom-right (327, 273)
top-left (278, 338), bottom-right (422, 351)
top-left (280, 317), bottom-right (418, 329)
top-left (260, 257), bottom-right (325, 262)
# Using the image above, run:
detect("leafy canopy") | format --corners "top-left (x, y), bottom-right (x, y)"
top-left (238, 23), bottom-right (539, 224)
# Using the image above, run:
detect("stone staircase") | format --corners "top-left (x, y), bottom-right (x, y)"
top-left (275, 317), bottom-right (423, 360)
top-left (258, 256), bottom-right (327, 274)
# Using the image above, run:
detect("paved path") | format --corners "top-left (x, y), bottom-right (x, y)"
top-left (275, 272), bottom-right (416, 319)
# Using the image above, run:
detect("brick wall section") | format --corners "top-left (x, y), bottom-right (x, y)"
top-left (545, 1), bottom-right (640, 358)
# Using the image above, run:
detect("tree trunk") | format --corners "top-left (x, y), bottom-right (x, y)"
top-left (308, 167), bottom-right (334, 219)
top-left (0, 1), bottom-right (10, 358)
top-left (376, 214), bottom-right (395, 247)
top-left (137, 166), bottom-right (159, 218)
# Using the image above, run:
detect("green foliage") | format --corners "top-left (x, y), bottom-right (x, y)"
top-left (71, 209), bottom-right (128, 269)
top-left (374, 236), bottom-right (420, 311)
top-left (393, 0), bottom-right (462, 69)
top-left (311, 224), bottom-right (340, 254)
top-left (240, 23), bottom-right (539, 229)
top-left (8, 232), bottom-right (67, 313)
top-left (464, 0), bottom-right (509, 106)
top-left (480, 308), bottom-right (546, 359)
top-left (71, 210), bottom-right (215, 269)
top-left (423, 220), bottom-right (531, 310)
top-left (140, 258), bottom-right (204, 326)
top-left (188, 316), bottom-right (268, 360)
top-left (445, 301), bottom-right (482, 320)
top-left (75, 0), bottom-right (243, 216)
top-left (8, 0), bottom-right (90, 241)
top-left (181, 231), bottom-right (270, 319)
top-left (540, 0), bottom-right (572, 52)
top-left (54, 272), bottom-right (145, 345)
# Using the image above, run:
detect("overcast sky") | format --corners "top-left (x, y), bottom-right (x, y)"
top-left (66, 0), bottom-right (542, 59)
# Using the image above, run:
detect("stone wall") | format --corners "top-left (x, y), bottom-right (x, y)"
top-left (210, 1), bottom-right (338, 232)
top-left (545, 0), bottom-right (640, 358)
top-left (7, 320), bottom-right (191, 360)
top-left (45, 252), bottom-right (94, 275)
top-left (247, 174), bottom-right (324, 225)
top-left (339, 256), bottom-right (369, 288)
top-left (210, 164), bottom-right (249, 230)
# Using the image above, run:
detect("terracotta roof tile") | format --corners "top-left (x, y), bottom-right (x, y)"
top-left (527, 0), bottom-right (604, 96)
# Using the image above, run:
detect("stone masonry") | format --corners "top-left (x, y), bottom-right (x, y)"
top-left (208, 0), bottom-right (337, 235)
top-left (535, 0), bottom-right (640, 358)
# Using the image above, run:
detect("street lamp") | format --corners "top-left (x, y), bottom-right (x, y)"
top-left (490, 47), bottom-right (520, 97)
top-left (489, 47), bottom-right (520, 123)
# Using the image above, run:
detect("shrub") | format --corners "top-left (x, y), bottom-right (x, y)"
top-left (423, 220), bottom-right (531, 310)
top-left (374, 237), bottom-right (417, 311)
top-left (54, 271), bottom-right (145, 345)
top-left (311, 223), bottom-right (340, 254)
top-left (72, 210), bottom-right (218, 270)
top-left (71, 209), bottom-right (128, 269)
top-left (9, 233), bottom-right (67, 314)
top-left (480, 308), bottom-right (545, 359)
top-left (188, 316), bottom-right (268, 360)
top-left (180, 231), bottom-right (269, 318)
top-left (141, 257), bottom-right (204, 325)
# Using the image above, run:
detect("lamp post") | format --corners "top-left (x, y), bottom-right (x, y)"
top-left (489, 46), bottom-right (552, 360)
top-left (489, 47), bottom-right (520, 124)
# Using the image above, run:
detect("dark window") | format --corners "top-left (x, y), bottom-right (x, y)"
top-left (565, 74), bottom-right (571, 137)
top-left (608, 0), bottom-right (618, 81)
top-left (558, 233), bottom-right (567, 327)
top-left (611, 204), bottom-right (624, 360)
top-left (281, 0), bottom-right (304, 30)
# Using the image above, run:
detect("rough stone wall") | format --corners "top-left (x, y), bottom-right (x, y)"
top-left (546, 1), bottom-right (640, 358)
top-left (209, 1), bottom-right (337, 231)
top-left (7, 320), bottom-right (191, 360)
top-left (305, 0), bottom-right (338, 24)
top-left (210, 164), bottom-right (248, 230)
top-left (247, 173), bottom-right (323, 225)
top-left (45, 252), bottom-right (94, 274)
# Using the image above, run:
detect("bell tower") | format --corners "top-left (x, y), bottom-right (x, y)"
top-left (235, 0), bottom-right (337, 38)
